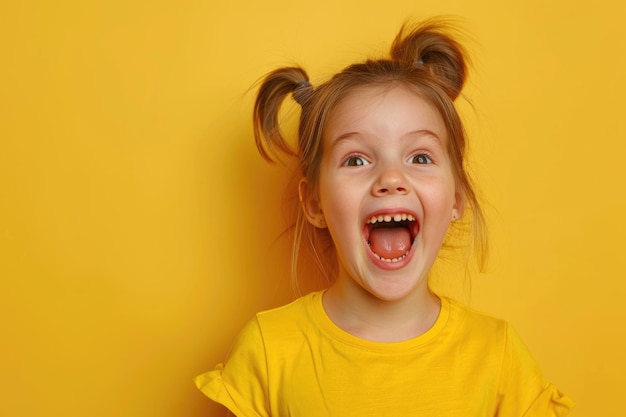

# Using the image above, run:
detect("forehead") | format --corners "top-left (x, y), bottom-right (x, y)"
top-left (324, 84), bottom-right (447, 141)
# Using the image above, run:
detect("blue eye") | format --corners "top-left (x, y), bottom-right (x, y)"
top-left (410, 153), bottom-right (432, 164)
top-left (343, 156), bottom-right (370, 166)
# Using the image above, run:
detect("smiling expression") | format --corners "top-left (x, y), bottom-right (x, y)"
top-left (302, 83), bottom-right (464, 302)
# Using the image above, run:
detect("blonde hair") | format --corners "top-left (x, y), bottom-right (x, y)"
top-left (253, 18), bottom-right (487, 290)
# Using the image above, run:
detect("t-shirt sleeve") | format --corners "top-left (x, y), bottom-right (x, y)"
top-left (497, 323), bottom-right (574, 416)
top-left (194, 317), bottom-right (270, 417)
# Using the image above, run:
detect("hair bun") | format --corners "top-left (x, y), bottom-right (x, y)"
top-left (390, 19), bottom-right (468, 100)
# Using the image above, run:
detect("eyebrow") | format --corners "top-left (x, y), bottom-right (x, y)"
top-left (329, 129), bottom-right (443, 148)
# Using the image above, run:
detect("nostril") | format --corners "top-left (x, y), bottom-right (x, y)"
top-left (374, 185), bottom-right (408, 195)
top-left (372, 170), bottom-right (409, 195)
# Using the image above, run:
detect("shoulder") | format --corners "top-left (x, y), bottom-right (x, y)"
top-left (441, 297), bottom-right (520, 354)
top-left (253, 291), bottom-right (320, 340)
top-left (256, 291), bottom-right (317, 323)
top-left (254, 291), bottom-right (317, 323)
top-left (218, 293), bottom-right (320, 377)
top-left (441, 298), bottom-right (575, 414)
top-left (445, 297), bottom-right (509, 334)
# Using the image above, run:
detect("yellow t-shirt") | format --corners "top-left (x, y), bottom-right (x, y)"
top-left (195, 291), bottom-right (574, 416)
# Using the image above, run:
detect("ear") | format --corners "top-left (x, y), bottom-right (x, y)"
top-left (298, 178), bottom-right (327, 229)
top-left (451, 188), bottom-right (466, 221)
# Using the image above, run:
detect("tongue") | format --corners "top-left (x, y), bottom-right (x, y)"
top-left (369, 227), bottom-right (411, 259)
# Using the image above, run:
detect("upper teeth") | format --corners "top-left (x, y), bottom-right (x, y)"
top-left (367, 213), bottom-right (415, 224)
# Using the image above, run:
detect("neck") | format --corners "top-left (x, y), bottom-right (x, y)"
top-left (322, 278), bottom-right (441, 343)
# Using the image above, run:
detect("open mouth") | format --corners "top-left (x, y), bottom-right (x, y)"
top-left (364, 213), bottom-right (418, 263)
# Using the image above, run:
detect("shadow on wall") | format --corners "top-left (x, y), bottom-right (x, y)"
top-left (188, 115), bottom-right (318, 414)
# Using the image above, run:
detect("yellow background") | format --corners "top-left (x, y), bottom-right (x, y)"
top-left (1, 0), bottom-right (624, 415)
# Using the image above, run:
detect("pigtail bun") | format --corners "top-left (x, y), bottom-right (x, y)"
top-left (253, 67), bottom-right (312, 163)
top-left (390, 19), bottom-right (468, 100)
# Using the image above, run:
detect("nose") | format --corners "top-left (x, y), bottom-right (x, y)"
top-left (371, 166), bottom-right (409, 196)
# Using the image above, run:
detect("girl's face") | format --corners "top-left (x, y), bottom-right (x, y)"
top-left (303, 84), bottom-right (463, 303)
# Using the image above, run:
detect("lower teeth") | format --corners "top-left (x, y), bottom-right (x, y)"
top-left (372, 251), bottom-right (409, 263)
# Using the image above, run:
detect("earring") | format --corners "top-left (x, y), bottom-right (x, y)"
top-left (451, 210), bottom-right (458, 221)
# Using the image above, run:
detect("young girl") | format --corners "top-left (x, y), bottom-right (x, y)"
top-left (195, 19), bottom-right (574, 416)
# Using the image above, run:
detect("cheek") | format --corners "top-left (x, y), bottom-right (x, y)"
top-left (319, 187), bottom-right (350, 225)
top-left (418, 176), bottom-right (457, 207)
top-left (317, 169), bottom-right (347, 213)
